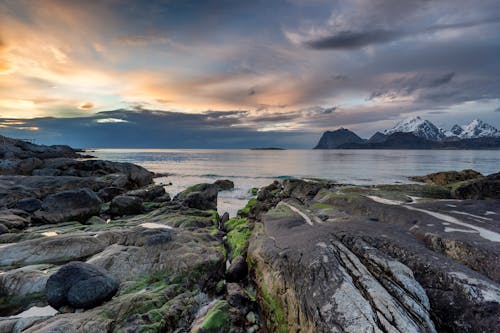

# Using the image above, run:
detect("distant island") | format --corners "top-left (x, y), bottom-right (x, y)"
top-left (250, 147), bottom-right (286, 150)
top-left (314, 117), bottom-right (500, 149)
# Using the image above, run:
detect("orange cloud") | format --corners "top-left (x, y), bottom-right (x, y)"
top-left (79, 102), bottom-right (95, 110)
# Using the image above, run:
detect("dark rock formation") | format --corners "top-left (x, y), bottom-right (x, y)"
top-left (248, 179), bottom-right (500, 333)
top-left (109, 195), bottom-right (143, 216)
top-left (124, 184), bottom-right (166, 201)
top-left (226, 256), bottom-right (248, 282)
top-left (410, 169), bottom-right (483, 185)
top-left (174, 180), bottom-right (233, 210)
top-left (14, 198), bottom-right (42, 213)
top-left (34, 188), bottom-right (102, 224)
top-left (46, 261), bottom-right (119, 309)
top-left (314, 128), bottom-right (365, 149)
top-left (453, 172), bottom-right (500, 199)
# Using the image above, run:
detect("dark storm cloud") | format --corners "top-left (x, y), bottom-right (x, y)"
top-left (304, 30), bottom-right (402, 50)
top-left (0, 110), bottom-right (318, 148)
top-left (369, 72), bottom-right (456, 101)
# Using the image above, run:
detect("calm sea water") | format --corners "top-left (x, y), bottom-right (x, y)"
top-left (90, 149), bottom-right (500, 216)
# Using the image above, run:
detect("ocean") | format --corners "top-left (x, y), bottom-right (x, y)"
top-left (90, 149), bottom-right (500, 216)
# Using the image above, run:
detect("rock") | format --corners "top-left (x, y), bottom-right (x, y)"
top-left (0, 210), bottom-right (29, 230)
top-left (453, 172), bottom-right (500, 199)
top-left (32, 168), bottom-right (62, 176)
top-left (175, 183), bottom-right (219, 210)
top-left (46, 261), bottom-right (118, 309)
top-left (214, 179), bottom-right (235, 191)
top-left (86, 216), bottom-right (105, 225)
top-left (0, 234), bottom-right (108, 267)
top-left (191, 300), bottom-right (231, 333)
top-left (219, 212), bottom-right (230, 229)
top-left (410, 169), bottom-right (483, 185)
top-left (226, 283), bottom-right (250, 311)
top-left (248, 180), bottom-right (500, 333)
top-left (35, 188), bottom-right (102, 224)
top-left (96, 187), bottom-right (124, 202)
top-left (14, 198), bottom-right (42, 213)
top-left (0, 223), bottom-right (8, 234)
top-left (0, 265), bottom-right (50, 297)
top-left (109, 195), bottom-right (143, 216)
top-left (226, 256), bottom-right (248, 282)
top-left (125, 184), bottom-right (166, 201)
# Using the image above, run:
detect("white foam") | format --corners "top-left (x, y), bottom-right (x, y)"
top-left (41, 231), bottom-right (58, 237)
top-left (485, 211), bottom-right (497, 216)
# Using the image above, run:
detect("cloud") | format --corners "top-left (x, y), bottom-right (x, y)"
top-left (79, 102), bottom-right (95, 110)
top-left (304, 30), bottom-right (402, 50)
top-left (495, 107), bottom-right (500, 112)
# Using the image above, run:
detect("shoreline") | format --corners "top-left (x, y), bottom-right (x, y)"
top-left (0, 134), bottom-right (499, 332)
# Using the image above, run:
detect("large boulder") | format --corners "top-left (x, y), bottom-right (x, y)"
top-left (125, 184), bottom-right (166, 202)
top-left (109, 195), bottom-right (143, 216)
top-left (226, 255), bottom-right (248, 282)
top-left (14, 198), bottom-right (42, 213)
top-left (35, 188), bottom-right (102, 224)
top-left (453, 172), bottom-right (500, 199)
top-left (97, 187), bottom-right (124, 202)
top-left (174, 180), bottom-right (234, 210)
top-left (410, 169), bottom-right (483, 186)
top-left (46, 261), bottom-right (118, 309)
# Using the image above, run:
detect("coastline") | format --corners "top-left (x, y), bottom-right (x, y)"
top-left (0, 135), bottom-right (499, 332)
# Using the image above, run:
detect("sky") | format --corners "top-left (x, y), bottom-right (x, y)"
top-left (0, 0), bottom-right (499, 148)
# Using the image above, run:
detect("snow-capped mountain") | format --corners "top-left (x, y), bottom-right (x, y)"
top-left (384, 116), bottom-right (446, 141)
top-left (455, 119), bottom-right (499, 139)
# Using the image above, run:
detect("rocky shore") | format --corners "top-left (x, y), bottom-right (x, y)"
top-left (0, 135), bottom-right (499, 333)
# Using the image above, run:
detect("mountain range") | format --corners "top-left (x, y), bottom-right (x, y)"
top-left (314, 117), bottom-right (500, 149)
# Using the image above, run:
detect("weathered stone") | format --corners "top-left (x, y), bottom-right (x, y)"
top-left (125, 184), bottom-right (166, 201)
top-left (46, 261), bottom-right (118, 309)
top-left (96, 187), bottom-right (124, 202)
top-left (109, 195), bottom-right (143, 216)
top-left (14, 198), bottom-right (42, 213)
top-left (226, 256), bottom-right (248, 282)
top-left (453, 172), bottom-right (500, 199)
top-left (410, 169), bottom-right (483, 185)
top-left (35, 188), bottom-right (102, 224)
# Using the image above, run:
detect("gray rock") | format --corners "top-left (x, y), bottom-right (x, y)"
top-left (35, 188), bottom-right (102, 224)
top-left (125, 184), bottom-right (166, 201)
top-left (175, 183), bottom-right (219, 210)
top-left (97, 187), bottom-right (124, 202)
top-left (226, 256), bottom-right (248, 282)
top-left (14, 198), bottom-right (42, 213)
top-left (109, 195), bottom-right (143, 216)
top-left (46, 261), bottom-right (118, 309)
top-left (214, 179), bottom-right (235, 191)
top-left (453, 171), bottom-right (500, 199)
top-left (32, 168), bottom-right (61, 176)
top-left (226, 283), bottom-right (250, 312)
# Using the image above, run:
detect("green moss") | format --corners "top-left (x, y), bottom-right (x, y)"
top-left (225, 217), bottom-right (251, 258)
top-left (259, 282), bottom-right (287, 333)
top-left (0, 291), bottom-right (46, 316)
top-left (313, 203), bottom-right (332, 209)
top-left (196, 300), bottom-right (231, 333)
top-left (237, 198), bottom-right (256, 218)
top-left (143, 201), bottom-right (163, 210)
top-left (251, 187), bottom-right (259, 195)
